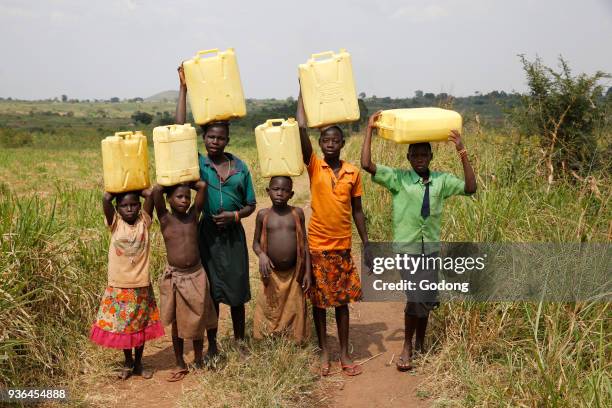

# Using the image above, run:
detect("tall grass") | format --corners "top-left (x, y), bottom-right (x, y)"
top-left (343, 127), bottom-right (611, 407)
top-left (1, 119), bottom-right (609, 406)
top-left (0, 189), bottom-right (105, 387)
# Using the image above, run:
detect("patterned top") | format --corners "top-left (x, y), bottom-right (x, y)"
top-left (198, 152), bottom-right (256, 218)
top-left (306, 152), bottom-right (363, 250)
top-left (106, 211), bottom-right (152, 288)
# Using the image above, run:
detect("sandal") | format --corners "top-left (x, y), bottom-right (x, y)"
top-left (132, 365), bottom-right (153, 379)
top-left (117, 367), bottom-right (132, 381)
top-left (166, 368), bottom-right (189, 382)
top-left (396, 356), bottom-right (412, 372)
top-left (320, 362), bottom-right (331, 377)
top-left (340, 361), bottom-right (363, 377)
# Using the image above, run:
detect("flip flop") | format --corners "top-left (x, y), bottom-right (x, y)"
top-left (166, 368), bottom-right (189, 382)
top-left (340, 362), bottom-right (363, 377)
top-left (320, 362), bottom-right (331, 377)
top-left (396, 356), bottom-right (412, 372)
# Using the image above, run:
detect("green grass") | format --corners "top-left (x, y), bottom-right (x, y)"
top-left (0, 99), bottom-right (610, 406)
top-left (342, 127), bottom-right (611, 407)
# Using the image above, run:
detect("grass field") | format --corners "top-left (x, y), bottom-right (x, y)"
top-left (0, 100), bottom-right (610, 407)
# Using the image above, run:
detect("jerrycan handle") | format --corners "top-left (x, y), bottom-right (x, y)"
top-left (195, 49), bottom-right (220, 60)
top-left (114, 131), bottom-right (135, 138)
top-left (310, 51), bottom-right (335, 61)
top-left (266, 119), bottom-right (284, 127)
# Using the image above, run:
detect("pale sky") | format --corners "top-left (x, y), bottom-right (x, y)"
top-left (1, 0), bottom-right (611, 100)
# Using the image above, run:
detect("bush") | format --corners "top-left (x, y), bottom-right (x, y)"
top-left (131, 110), bottom-right (153, 125)
top-left (0, 128), bottom-right (33, 148)
top-left (513, 56), bottom-right (610, 183)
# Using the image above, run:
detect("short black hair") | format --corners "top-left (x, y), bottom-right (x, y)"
top-left (115, 191), bottom-right (140, 205)
top-left (164, 184), bottom-right (190, 197)
top-left (408, 142), bottom-right (432, 154)
top-left (319, 125), bottom-right (344, 139)
top-left (269, 176), bottom-right (293, 188)
top-left (201, 121), bottom-right (230, 135)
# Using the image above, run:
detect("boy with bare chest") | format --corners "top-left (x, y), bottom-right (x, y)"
top-left (252, 176), bottom-right (312, 343)
top-left (153, 181), bottom-right (217, 381)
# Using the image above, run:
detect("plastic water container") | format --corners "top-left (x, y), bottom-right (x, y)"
top-left (376, 108), bottom-right (463, 144)
top-left (298, 49), bottom-right (359, 128)
top-left (153, 124), bottom-right (200, 186)
top-left (101, 131), bottom-right (150, 193)
top-left (183, 48), bottom-right (247, 125)
top-left (255, 118), bottom-right (304, 177)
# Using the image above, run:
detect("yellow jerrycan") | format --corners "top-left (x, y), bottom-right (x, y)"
top-left (183, 48), bottom-right (247, 125)
top-left (153, 124), bottom-right (200, 186)
top-left (101, 131), bottom-right (150, 193)
top-left (376, 108), bottom-right (463, 144)
top-left (298, 49), bottom-right (360, 128)
top-left (255, 118), bottom-right (304, 177)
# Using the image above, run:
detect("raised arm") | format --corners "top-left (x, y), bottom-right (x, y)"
top-left (449, 130), bottom-right (477, 194)
top-left (141, 187), bottom-right (154, 218)
top-left (192, 180), bottom-right (207, 216)
top-left (296, 89), bottom-right (313, 164)
top-left (102, 192), bottom-right (115, 226)
top-left (361, 111), bottom-right (382, 175)
top-left (152, 184), bottom-right (168, 220)
top-left (175, 65), bottom-right (187, 125)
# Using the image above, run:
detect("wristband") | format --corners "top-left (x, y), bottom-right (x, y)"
top-left (234, 211), bottom-right (239, 222)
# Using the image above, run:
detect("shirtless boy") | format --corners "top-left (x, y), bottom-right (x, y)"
top-left (252, 176), bottom-right (311, 342)
top-left (153, 181), bottom-right (218, 381)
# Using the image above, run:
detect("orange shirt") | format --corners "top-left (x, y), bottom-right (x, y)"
top-left (106, 211), bottom-right (152, 288)
top-left (307, 153), bottom-right (363, 250)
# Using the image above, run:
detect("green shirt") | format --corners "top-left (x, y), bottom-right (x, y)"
top-left (198, 152), bottom-right (256, 218)
top-left (372, 164), bottom-right (468, 244)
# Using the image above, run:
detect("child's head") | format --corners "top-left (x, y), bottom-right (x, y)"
top-left (407, 142), bottom-right (433, 173)
top-left (266, 176), bottom-right (294, 207)
top-left (165, 184), bottom-right (191, 214)
top-left (318, 125), bottom-right (345, 159)
top-left (201, 121), bottom-right (230, 156)
top-left (115, 192), bottom-right (141, 224)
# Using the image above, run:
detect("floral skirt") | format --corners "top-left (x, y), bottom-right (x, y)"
top-left (310, 250), bottom-right (362, 308)
top-left (90, 285), bottom-right (164, 349)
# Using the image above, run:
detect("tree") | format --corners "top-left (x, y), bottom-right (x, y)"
top-left (513, 55), bottom-right (609, 183)
top-left (110, 97), bottom-right (120, 103)
top-left (131, 111), bottom-right (153, 125)
top-left (353, 98), bottom-right (369, 132)
top-left (61, 94), bottom-right (68, 102)
top-left (156, 111), bottom-right (174, 126)
top-left (414, 90), bottom-right (423, 98)
top-left (359, 92), bottom-right (366, 99)
top-left (424, 92), bottom-right (435, 99)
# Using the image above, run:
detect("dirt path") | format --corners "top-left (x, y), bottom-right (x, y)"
top-left (86, 173), bottom-right (429, 407)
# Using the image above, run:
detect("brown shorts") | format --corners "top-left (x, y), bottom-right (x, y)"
top-left (159, 263), bottom-right (218, 339)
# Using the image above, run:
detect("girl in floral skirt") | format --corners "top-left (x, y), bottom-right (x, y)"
top-left (90, 189), bottom-right (165, 380)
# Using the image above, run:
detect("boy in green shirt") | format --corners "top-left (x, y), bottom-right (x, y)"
top-left (361, 111), bottom-right (476, 371)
